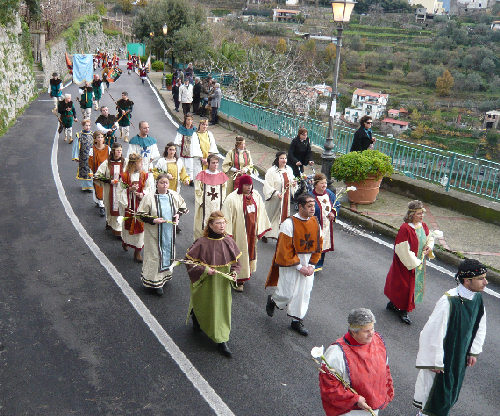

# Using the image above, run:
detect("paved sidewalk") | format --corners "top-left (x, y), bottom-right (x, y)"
top-left (149, 72), bottom-right (500, 275)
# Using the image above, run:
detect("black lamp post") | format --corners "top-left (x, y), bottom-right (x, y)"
top-left (321, 0), bottom-right (356, 186)
top-left (161, 24), bottom-right (168, 90)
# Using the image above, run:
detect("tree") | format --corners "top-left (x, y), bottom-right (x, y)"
top-left (412, 123), bottom-right (425, 140)
top-left (324, 43), bottom-right (336, 65)
top-left (133, 0), bottom-right (205, 56)
top-left (467, 72), bottom-right (484, 91)
top-left (171, 24), bottom-right (212, 64)
top-left (276, 38), bottom-right (287, 54)
top-left (410, 108), bottom-right (421, 121)
top-left (436, 69), bottom-right (454, 96)
top-left (390, 69), bottom-right (404, 82)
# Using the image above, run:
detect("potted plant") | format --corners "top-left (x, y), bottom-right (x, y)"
top-left (331, 150), bottom-right (394, 204)
top-left (165, 73), bottom-right (173, 90)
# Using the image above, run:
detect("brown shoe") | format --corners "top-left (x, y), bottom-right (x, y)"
top-left (232, 284), bottom-right (244, 292)
top-left (122, 241), bottom-right (128, 251)
top-left (68, 138), bottom-right (73, 144)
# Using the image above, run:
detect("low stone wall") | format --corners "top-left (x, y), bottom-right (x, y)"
top-left (0, 15), bottom-right (36, 133)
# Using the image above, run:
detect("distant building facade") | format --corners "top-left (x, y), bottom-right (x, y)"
top-left (344, 88), bottom-right (388, 124)
top-left (483, 110), bottom-right (500, 129)
top-left (381, 118), bottom-right (409, 134)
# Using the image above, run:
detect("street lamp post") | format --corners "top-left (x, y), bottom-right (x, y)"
top-left (161, 23), bottom-right (168, 90)
top-left (321, 0), bottom-right (356, 187)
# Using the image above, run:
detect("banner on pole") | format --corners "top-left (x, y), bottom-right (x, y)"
top-left (72, 54), bottom-right (94, 84)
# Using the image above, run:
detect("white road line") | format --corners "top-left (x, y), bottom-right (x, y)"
top-left (51, 127), bottom-right (235, 416)
top-left (144, 79), bottom-right (500, 302)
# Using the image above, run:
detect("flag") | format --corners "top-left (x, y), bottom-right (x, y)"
top-left (72, 54), bottom-right (93, 84)
top-left (107, 67), bottom-right (123, 83)
top-left (65, 52), bottom-right (73, 75)
top-left (145, 55), bottom-right (151, 72)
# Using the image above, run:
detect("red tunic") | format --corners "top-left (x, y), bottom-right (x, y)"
top-left (384, 222), bottom-right (429, 312)
top-left (319, 332), bottom-right (394, 416)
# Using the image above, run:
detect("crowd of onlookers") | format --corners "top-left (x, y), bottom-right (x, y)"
top-left (171, 63), bottom-right (221, 126)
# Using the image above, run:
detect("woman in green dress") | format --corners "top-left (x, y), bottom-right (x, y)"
top-left (185, 210), bottom-right (241, 358)
top-left (384, 200), bottom-right (435, 325)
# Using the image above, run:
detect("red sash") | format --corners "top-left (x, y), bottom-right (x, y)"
top-left (121, 171), bottom-right (148, 235)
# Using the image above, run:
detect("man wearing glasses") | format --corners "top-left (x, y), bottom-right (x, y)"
top-left (350, 115), bottom-right (375, 152)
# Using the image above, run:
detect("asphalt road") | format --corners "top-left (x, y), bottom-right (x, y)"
top-left (0, 68), bottom-right (498, 416)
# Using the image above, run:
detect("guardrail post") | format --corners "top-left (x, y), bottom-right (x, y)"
top-left (391, 139), bottom-right (398, 162)
top-left (446, 153), bottom-right (456, 192)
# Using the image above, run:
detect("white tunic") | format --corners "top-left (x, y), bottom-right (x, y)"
top-left (126, 143), bottom-right (160, 172)
top-left (263, 166), bottom-right (297, 239)
top-left (95, 159), bottom-right (127, 232)
top-left (118, 171), bottom-right (154, 249)
top-left (413, 285), bottom-right (487, 410)
top-left (272, 214), bottom-right (315, 320)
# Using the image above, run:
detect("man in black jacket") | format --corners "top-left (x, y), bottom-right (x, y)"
top-left (172, 79), bottom-right (181, 112)
top-left (350, 116), bottom-right (375, 152)
top-left (193, 77), bottom-right (202, 115)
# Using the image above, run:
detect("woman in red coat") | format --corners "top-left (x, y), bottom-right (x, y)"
top-left (384, 200), bottom-right (435, 325)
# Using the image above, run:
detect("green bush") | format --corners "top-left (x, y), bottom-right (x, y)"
top-left (331, 150), bottom-right (394, 183)
top-left (164, 72), bottom-right (173, 85)
top-left (151, 60), bottom-right (164, 71)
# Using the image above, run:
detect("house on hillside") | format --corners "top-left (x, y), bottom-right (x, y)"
top-left (273, 9), bottom-right (301, 22)
top-left (343, 88), bottom-right (389, 124)
top-left (409, 0), bottom-right (445, 14)
top-left (388, 108), bottom-right (408, 118)
top-left (483, 110), bottom-right (500, 129)
top-left (381, 118), bottom-right (409, 134)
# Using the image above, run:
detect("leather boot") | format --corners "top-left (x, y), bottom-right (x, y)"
top-left (217, 342), bottom-right (232, 358)
top-left (290, 320), bottom-right (308, 336)
top-left (266, 295), bottom-right (276, 317)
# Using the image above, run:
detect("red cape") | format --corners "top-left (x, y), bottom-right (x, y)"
top-left (384, 222), bottom-right (429, 312)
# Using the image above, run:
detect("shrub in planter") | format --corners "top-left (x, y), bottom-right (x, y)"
top-left (165, 72), bottom-right (173, 85)
top-left (331, 150), bottom-right (394, 204)
top-left (151, 60), bottom-right (164, 72)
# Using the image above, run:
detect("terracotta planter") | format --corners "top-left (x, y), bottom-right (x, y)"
top-left (167, 85), bottom-right (172, 91)
top-left (346, 176), bottom-right (383, 204)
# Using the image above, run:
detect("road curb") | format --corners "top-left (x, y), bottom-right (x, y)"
top-left (339, 206), bottom-right (500, 284)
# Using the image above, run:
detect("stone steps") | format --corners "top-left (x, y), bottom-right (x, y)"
top-left (33, 62), bottom-right (45, 91)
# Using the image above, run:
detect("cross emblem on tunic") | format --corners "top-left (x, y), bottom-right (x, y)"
top-left (207, 186), bottom-right (218, 201)
top-left (300, 233), bottom-right (314, 250)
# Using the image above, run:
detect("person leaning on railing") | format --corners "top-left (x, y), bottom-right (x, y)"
top-left (350, 115), bottom-right (375, 152)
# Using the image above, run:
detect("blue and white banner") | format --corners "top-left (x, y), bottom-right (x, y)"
top-left (72, 54), bottom-right (94, 84)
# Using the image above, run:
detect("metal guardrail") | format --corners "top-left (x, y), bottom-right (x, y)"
top-left (219, 97), bottom-right (500, 201)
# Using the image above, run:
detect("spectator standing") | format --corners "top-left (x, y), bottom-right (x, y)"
top-left (179, 79), bottom-right (193, 115)
top-left (185, 62), bottom-right (194, 84)
top-left (172, 79), bottom-right (181, 112)
top-left (288, 128), bottom-right (314, 178)
top-left (209, 82), bottom-right (222, 125)
top-left (350, 116), bottom-right (375, 152)
top-left (192, 77), bottom-right (202, 115)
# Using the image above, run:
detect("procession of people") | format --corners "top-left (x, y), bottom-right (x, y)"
top-left (48, 54), bottom-right (490, 415)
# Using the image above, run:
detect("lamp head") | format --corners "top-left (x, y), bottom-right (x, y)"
top-left (149, 32), bottom-right (154, 38)
top-left (162, 24), bottom-right (168, 35)
top-left (331, 0), bottom-right (356, 23)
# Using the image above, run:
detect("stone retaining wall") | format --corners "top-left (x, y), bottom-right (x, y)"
top-left (0, 14), bottom-right (126, 135)
top-left (0, 15), bottom-right (36, 133)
